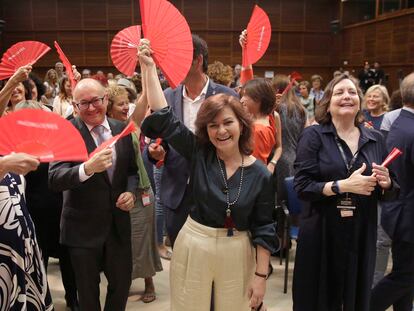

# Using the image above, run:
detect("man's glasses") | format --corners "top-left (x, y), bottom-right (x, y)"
top-left (74, 96), bottom-right (105, 111)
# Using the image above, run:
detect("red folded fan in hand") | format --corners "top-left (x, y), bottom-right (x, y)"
top-left (381, 147), bottom-right (403, 167)
top-left (89, 121), bottom-right (136, 158)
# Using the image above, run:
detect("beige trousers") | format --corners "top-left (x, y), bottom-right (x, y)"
top-left (170, 217), bottom-right (255, 311)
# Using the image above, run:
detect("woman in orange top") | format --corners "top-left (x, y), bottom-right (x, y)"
top-left (241, 78), bottom-right (282, 173)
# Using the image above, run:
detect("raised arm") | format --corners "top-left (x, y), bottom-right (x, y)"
top-left (0, 65), bottom-right (32, 116)
top-left (138, 39), bottom-right (168, 112)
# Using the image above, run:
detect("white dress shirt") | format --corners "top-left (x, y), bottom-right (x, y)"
top-left (79, 117), bottom-right (116, 182)
top-left (182, 77), bottom-right (209, 133)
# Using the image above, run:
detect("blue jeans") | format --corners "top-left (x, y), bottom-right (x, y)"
top-left (154, 165), bottom-right (165, 245)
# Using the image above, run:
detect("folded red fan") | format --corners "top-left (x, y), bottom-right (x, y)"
top-left (381, 147), bottom-right (403, 167)
top-left (89, 121), bottom-right (136, 158)
top-left (0, 41), bottom-right (51, 80)
top-left (54, 41), bottom-right (77, 91)
top-left (0, 109), bottom-right (88, 162)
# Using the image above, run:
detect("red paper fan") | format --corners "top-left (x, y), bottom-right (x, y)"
top-left (110, 25), bottom-right (141, 77)
top-left (139, 0), bottom-right (193, 89)
top-left (242, 5), bottom-right (271, 67)
top-left (54, 41), bottom-right (77, 91)
top-left (290, 71), bottom-right (302, 81)
top-left (89, 121), bottom-right (136, 158)
top-left (0, 109), bottom-right (88, 162)
top-left (0, 41), bottom-right (51, 80)
top-left (381, 147), bottom-right (403, 167)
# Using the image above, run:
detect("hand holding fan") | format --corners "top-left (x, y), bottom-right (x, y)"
top-left (242, 5), bottom-right (271, 67)
top-left (139, 0), bottom-right (193, 88)
top-left (0, 41), bottom-right (51, 80)
top-left (54, 41), bottom-right (77, 91)
top-left (89, 121), bottom-right (136, 158)
top-left (0, 109), bottom-right (88, 162)
top-left (110, 25), bottom-right (142, 77)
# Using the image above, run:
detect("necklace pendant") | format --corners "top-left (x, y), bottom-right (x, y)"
top-left (224, 208), bottom-right (235, 237)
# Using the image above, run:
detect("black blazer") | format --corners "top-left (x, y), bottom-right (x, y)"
top-left (382, 109), bottom-right (414, 243)
top-left (156, 80), bottom-right (238, 211)
top-left (49, 117), bottom-right (138, 248)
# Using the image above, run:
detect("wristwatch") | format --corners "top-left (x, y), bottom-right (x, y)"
top-left (331, 181), bottom-right (341, 194)
top-left (269, 160), bottom-right (277, 166)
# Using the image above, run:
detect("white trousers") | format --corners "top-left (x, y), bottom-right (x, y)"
top-left (170, 217), bottom-right (255, 311)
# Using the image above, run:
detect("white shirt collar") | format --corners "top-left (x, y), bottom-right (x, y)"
top-left (85, 117), bottom-right (111, 132)
top-left (403, 106), bottom-right (414, 114)
top-left (182, 76), bottom-right (209, 101)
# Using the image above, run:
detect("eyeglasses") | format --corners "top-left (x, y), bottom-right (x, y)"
top-left (74, 96), bottom-right (105, 111)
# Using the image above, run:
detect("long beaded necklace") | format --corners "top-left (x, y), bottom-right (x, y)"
top-left (216, 153), bottom-right (244, 236)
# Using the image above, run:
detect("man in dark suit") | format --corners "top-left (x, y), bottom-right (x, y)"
top-left (370, 73), bottom-right (414, 311)
top-left (49, 78), bottom-right (138, 311)
top-left (147, 34), bottom-right (238, 247)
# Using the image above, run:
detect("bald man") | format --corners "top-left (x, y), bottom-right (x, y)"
top-left (49, 79), bottom-right (138, 311)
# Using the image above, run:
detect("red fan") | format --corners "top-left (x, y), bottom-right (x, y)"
top-left (54, 41), bottom-right (77, 91)
top-left (0, 41), bottom-right (51, 80)
top-left (110, 25), bottom-right (141, 77)
top-left (381, 147), bottom-right (403, 167)
top-left (0, 109), bottom-right (88, 162)
top-left (242, 5), bottom-right (271, 67)
top-left (139, 0), bottom-right (193, 88)
top-left (290, 71), bottom-right (303, 81)
top-left (89, 121), bottom-right (136, 158)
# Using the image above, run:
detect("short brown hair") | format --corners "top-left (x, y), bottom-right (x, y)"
top-left (315, 73), bottom-right (364, 126)
top-left (241, 78), bottom-right (276, 115)
top-left (195, 94), bottom-right (253, 155)
top-left (298, 80), bottom-right (311, 93)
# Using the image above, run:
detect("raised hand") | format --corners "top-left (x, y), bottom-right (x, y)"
top-left (84, 147), bottom-right (113, 176)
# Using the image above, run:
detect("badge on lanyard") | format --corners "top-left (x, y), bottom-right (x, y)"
top-left (337, 195), bottom-right (356, 217)
top-left (335, 135), bottom-right (359, 218)
top-left (141, 192), bottom-right (151, 207)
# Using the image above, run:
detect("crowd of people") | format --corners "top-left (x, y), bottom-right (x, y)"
top-left (0, 31), bottom-right (413, 311)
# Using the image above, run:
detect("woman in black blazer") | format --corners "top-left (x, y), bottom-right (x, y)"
top-left (293, 74), bottom-right (399, 311)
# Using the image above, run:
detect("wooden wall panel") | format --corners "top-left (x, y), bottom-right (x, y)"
top-left (279, 33), bottom-right (303, 66)
top-left (57, 32), bottom-right (85, 65)
top-left (0, 0), bottom-right (336, 80)
top-left (83, 0), bottom-right (107, 30)
top-left (33, 0), bottom-right (57, 30)
top-left (281, 1), bottom-right (304, 31)
top-left (206, 32), bottom-right (232, 65)
top-left (3, 0), bottom-right (32, 31)
top-left (183, 0), bottom-right (207, 30)
top-left (84, 32), bottom-right (109, 65)
top-left (107, 0), bottom-right (134, 30)
top-left (208, 0), bottom-right (232, 31)
top-left (232, 0), bottom-right (256, 31)
top-left (57, 0), bottom-right (82, 30)
top-left (259, 0), bottom-right (281, 31)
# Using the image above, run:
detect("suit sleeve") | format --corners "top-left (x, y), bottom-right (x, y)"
top-left (48, 161), bottom-right (83, 192)
top-left (141, 106), bottom-right (196, 163)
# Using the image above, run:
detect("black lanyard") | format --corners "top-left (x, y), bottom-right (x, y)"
top-left (335, 136), bottom-right (359, 176)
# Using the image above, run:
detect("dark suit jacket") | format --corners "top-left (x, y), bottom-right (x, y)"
top-left (157, 80), bottom-right (238, 211)
top-left (49, 117), bottom-right (138, 248)
top-left (382, 108), bottom-right (414, 243)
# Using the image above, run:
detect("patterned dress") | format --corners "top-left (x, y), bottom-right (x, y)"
top-left (0, 173), bottom-right (53, 311)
